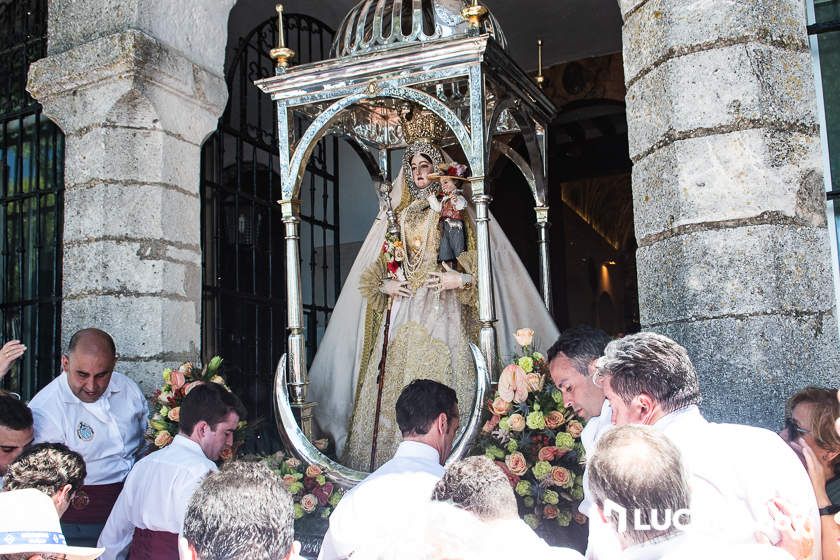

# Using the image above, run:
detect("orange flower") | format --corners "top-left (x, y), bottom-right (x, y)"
top-left (154, 431), bottom-right (173, 448)
top-left (167, 407), bottom-right (180, 422)
top-left (543, 505), bottom-right (560, 519)
top-left (513, 328), bottom-right (535, 347)
top-left (550, 466), bottom-right (572, 487)
top-left (505, 452), bottom-right (528, 476)
top-left (490, 397), bottom-right (512, 416)
top-left (508, 413), bottom-right (526, 432)
top-left (538, 446), bottom-right (558, 462)
top-left (305, 464), bottom-right (323, 478)
top-left (566, 420), bottom-right (584, 439)
top-left (545, 410), bottom-right (565, 430)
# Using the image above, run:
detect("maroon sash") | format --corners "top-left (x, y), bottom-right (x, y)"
top-left (129, 528), bottom-right (180, 560)
top-left (61, 482), bottom-right (124, 524)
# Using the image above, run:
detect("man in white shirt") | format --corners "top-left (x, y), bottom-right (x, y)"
top-left (432, 455), bottom-right (584, 559)
top-left (318, 379), bottom-right (460, 560)
top-left (29, 328), bottom-right (147, 547)
top-left (97, 381), bottom-right (245, 560)
top-left (588, 424), bottom-right (808, 560)
top-left (594, 332), bottom-right (821, 559)
top-left (0, 391), bottom-right (34, 488)
top-left (547, 325), bottom-right (614, 515)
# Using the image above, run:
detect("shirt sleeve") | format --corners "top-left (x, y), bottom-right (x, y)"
top-left (427, 194), bottom-right (442, 212)
top-left (30, 406), bottom-right (66, 445)
top-left (97, 483), bottom-right (134, 560)
top-left (454, 194), bottom-right (467, 211)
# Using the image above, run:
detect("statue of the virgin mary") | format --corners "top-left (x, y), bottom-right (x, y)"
top-left (308, 108), bottom-right (559, 470)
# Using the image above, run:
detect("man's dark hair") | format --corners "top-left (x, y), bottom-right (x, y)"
top-left (183, 461), bottom-right (294, 560)
top-left (546, 325), bottom-right (612, 375)
top-left (589, 424), bottom-right (690, 545)
top-left (0, 392), bottom-right (32, 431)
top-left (595, 332), bottom-right (701, 413)
top-left (431, 455), bottom-right (517, 521)
top-left (67, 327), bottom-right (116, 356)
top-left (395, 379), bottom-right (457, 436)
top-left (3, 442), bottom-right (86, 496)
top-left (179, 382), bottom-right (246, 436)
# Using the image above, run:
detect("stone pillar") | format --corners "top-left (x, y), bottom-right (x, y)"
top-left (620, 0), bottom-right (840, 427)
top-left (27, 0), bottom-right (234, 392)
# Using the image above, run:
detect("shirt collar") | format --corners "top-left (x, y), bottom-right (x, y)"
top-left (171, 434), bottom-right (207, 457)
top-left (58, 371), bottom-right (121, 404)
top-left (394, 440), bottom-right (442, 465)
top-left (653, 404), bottom-right (703, 432)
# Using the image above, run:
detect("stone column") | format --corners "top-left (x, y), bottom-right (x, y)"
top-left (27, 0), bottom-right (234, 392)
top-left (620, 0), bottom-right (840, 427)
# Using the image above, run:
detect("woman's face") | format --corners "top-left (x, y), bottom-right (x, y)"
top-left (411, 153), bottom-right (434, 189)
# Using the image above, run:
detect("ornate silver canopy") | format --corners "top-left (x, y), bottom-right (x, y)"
top-left (332, 0), bottom-right (508, 58)
top-left (256, 0), bottom-right (557, 486)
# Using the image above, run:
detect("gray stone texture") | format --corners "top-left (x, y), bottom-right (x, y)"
top-left (620, 0), bottom-right (840, 428)
top-left (28, 1), bottom-right (233, 390)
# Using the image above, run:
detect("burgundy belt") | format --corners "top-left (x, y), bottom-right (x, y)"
top-left (129, 527), bottom-right (180, 560)
top-left (61, 482), bottom-right (124, 524)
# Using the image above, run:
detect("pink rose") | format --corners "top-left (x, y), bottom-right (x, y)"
top-left (513, 328), bottom-right (535, 347)
top-left (300, 493), bottom-right (318, 513)
top-left (285, 457), bottom-right (302, 470)
top-left (538, 446), bottom-right (559, 462)
top-left (526, 372), bottom-right (544, 392)
top-left (154, 431), bottom-right (173, 448)
top-left (490, 397), bottom-right (512, 416)
top-left (508, 413), bottom-right (526, 432)
top-left (218, 446), bottom-right (234, 462)
top-left (482, 415), bottom-right (500, 434)
top-left (183, 381), bottom-right (203, 395)
top-left (169, 370), bottom-right (186, 391)
top-left (494, 460), bottom-right (520, 487)
top-left (543, 505), bottom-right (560, 519)
top-left (550, 466), bottom-right (571, 487)
top-left (505, 452), bottom-right (528, 476)
top-left (167, 407), bottom-right (180, 422)
top-left (566, 420), bottom-right (584, 439)
top-left (305, 464), bottom-right (323, 478)
top-left (545, 410), bottom-right (565, 430)
top-left (499, 365), bottom-right (529, 404)
top-left (282, 474), bottom-right (298, 489)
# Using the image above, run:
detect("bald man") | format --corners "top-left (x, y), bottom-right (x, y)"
top-left (29, 328), bottom-right (148, 547)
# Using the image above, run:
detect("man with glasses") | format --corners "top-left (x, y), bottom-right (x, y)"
top-left (0, 391), bottom-right (33, 488)
top-left (593, 332), bottom-right (820, 559)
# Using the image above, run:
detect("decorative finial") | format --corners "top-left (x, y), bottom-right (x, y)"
top-left (270, 4), bottom-right (296, 69)
top-left (536, 39), bottom-right (545, 89)
top-left (461, 0), bottom-right (489, 31)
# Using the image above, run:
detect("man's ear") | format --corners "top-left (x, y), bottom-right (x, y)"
top-left (436, 412), bottom-right (448, 435)
top-left (636, 393), bottom-right (657, 425)
top-left (60, 354), bottom-right (69, 371)
top-left (188, 541), bottom-right (200, 560)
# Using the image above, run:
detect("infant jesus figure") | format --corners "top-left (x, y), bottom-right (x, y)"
top-left (427, 162), bottom-right (470, 268)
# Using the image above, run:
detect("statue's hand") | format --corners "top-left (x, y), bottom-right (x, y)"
top-left (426, 262), bottom-right (469, 293)
top-left (380, 278), bottom-right (412, 298)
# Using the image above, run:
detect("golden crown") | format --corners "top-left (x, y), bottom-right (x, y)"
top-left (399, 109), bottom-right (448, 145)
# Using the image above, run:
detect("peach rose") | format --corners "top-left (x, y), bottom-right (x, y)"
top-left (526, 372), bottom-right (544, 392)
top-left (183, 381), bottom-right (203, 395)
top-left (219, 446), bottom-right (234, 461)
top-left (305, 464), bottom-right (323, 478)
top-left (282, 474), bottom-right (298, 488)
top-left (538, 446), bottom-right (558, 462)
top-left (574, 512), bottom-right (588, 525)
top-left (545, 410), bottom-right (566, 430)
top-left (566, 420), bottom-right (584, 439)
top-left (169, 370), bottom-right (186, 391)
top-left (505, 452), bottom-right (528, 476)
top-left (300, 493), bottom-right (318, 513)
top-left (513, 328), bottom-right (535, 347)
top-left (285, 457), bottom-right (302, 469)
top-left (498, 365), bottom-right (529, 404)
top-left (543, 505), bottom-right (560, 519)
top-left (154, 431), bottom-right (173, 448)
top-left (167, 407), bottom-right (180, 422)
top-left (550, 466), bottom-right (572, 487)
top-left (508, 413), bottom-right (526, 432)
top-left (490, 397), bottom-right (512, 416)
top-left (482, 415), bottom-right (500, 434)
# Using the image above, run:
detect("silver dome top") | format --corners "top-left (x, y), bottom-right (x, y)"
top-left (331, 0), bottom-right (508, 58)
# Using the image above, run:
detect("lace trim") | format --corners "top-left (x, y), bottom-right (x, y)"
top-left (358, 258), bottom-right (388, 313)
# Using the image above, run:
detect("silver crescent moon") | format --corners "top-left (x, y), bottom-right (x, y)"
top-left (273, 343), bottom-right (492, 488)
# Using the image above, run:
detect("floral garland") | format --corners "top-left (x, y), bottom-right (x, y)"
top-left (262, 450), bottom-right (345, 532)
top-left (474, 328), bottom-right (587, 532)
top-left (382, 231), bottom-right (405, 278)
top-left (146, 356), bottom-right (248, 461)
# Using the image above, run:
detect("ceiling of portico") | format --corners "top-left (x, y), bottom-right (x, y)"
top-left (227, 0), bottom-right (623, 71)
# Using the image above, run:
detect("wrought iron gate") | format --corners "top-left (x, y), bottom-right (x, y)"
top-left (201, 13), bottom-right (338, 451)
top-left (0, 0), bottom-right (64, 399)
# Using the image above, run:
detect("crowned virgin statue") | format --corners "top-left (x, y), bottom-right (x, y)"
top-left (308, 107), bottom-right (559, 470)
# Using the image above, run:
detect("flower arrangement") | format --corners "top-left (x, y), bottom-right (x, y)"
top-left (146, 356), bottom-right (248, 460)
top-left (382, 232), bottom-right (405, 278)
top-left (474, 328), bottom-right (586, 534)
top-left (262, 450), bottom-right (345, 533)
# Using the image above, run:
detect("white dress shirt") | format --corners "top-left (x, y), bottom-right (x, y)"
top-left (580, 399), bottom-right (612, 515)
top-left (318, 441), bottom-right (444, 560)
top-left (487, 517), bottom-right (584, 559)
top-left (97, 435), bottom-right (217, 560)
top-left (655, 406), bottom-right (820, 560)
top-left (29, 371), bottom-right (148, 485)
